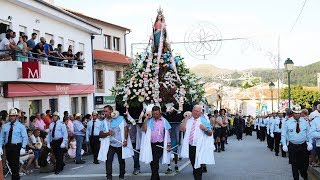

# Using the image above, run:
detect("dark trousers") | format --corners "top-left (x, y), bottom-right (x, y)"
top-left (256, 126), bottom-right (260, 139)
top-left (5, 143), bottom-right (22, 180)
top-left (267, 132), bottom-right (274, 150)
top-left (260, 127), bottom-right (266, 141)
top-left (150, 142), bottom-right (163, 180)
top-left (106, 146), bottom-right (125, 179)
top-left (132, 143), bottom-right (140, 170)
top-left (51, 139), bottom-right (64, 173)
top-left (89, 136), bottom-right (100, 162)
top-left (189, 145), bottom-right (202, 180)
top-left (236, 128), bottom-right (243, 140)
top-left (274, 132), bottom-right (283, 154)
top-left (288, 142), bottom-right (309, 180)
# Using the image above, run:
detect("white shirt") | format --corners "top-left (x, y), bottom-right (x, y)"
top-left (0, 38), bottom-right (10, 51)
top-left (309, 110), bottom-right (320, 121)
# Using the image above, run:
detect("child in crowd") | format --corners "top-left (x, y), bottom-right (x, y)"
top-left (68, 136), bottom-right (84, 159)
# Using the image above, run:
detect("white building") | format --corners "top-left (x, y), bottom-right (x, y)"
top-left (65, 9), bottom-right (131, 112)
top-left (0, 0), bottom-right (101, 118)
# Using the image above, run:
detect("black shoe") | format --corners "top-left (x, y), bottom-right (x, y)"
top-left (165, 168), bottom-right (173, 174)
top-left (214, 149), bottom-right (217, 152)
top-left (222, 149), bottom-right (225, 151)
top-left (202, 166), bottom-right (207, 173)
top-left (225, 142), bottom-right (228, 144)
top-left (54, 171), bottom-right (61, 175)
top-left (175, 165), bottom-right (179, 172)
top-left (93, 161), bottom-right (100, 164)
top-left (275, 153), bottom-right (279, 156)
top-left (76, 160), bottom-right (86, 164)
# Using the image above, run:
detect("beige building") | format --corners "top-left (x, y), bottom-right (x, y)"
top-left (66, 10), bottom-right (132, 111)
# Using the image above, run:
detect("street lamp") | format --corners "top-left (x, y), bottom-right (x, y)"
top-left (284, 58), bottom-right (294, 109)
top-left (269, 81), bottom-right (275, 112)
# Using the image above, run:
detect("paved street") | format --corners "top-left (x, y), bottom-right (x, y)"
top-left (11, 134), bottom-right (297, 180)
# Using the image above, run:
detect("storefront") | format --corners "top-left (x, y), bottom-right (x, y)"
top-left (1, 83), bottom-right (94, 122)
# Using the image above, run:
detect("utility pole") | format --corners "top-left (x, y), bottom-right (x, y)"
top-left (277, 35), bottom-right (280, 111)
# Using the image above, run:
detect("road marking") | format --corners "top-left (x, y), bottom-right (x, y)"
top-left (71, 166), bottom-right (84, 170)
top-left (42, 161), bottom-right (191, 178)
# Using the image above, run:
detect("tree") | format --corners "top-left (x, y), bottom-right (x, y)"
top-left (280, 85), bottom-right (320, 108)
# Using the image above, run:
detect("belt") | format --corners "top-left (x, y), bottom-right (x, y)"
top-left (289, 141), bottom-right (306, 146)
top-left (5, 143), bottom-right (22, 146)
top-left (52, 138), bottom-right (63, 142)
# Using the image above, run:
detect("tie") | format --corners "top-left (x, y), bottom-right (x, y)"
top-left (296, 122), bottom-right (300, 133)
top-left (189, 119), bottom-right (197, 145)
top-left (91, 120), bottom-right (95, 136)
top-left (52, 122), bottom-right (57, 138)
top-left (8, 122), bottom-right (14, 144)
top-left (262, 119), bottom-right (264, 124)
top-left (279, 119), bottom-right (282, 129)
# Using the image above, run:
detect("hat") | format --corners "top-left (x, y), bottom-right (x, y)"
top-left (92, 111), bottom-right (98, 115)
top-left (8, 108), bottom-right (18, 116)
top-left (52, 111), bottom-right (60, 116)
top-left (292, 105), bottom-right (302, 113)
top-left (75, 113), bottom-right (82, 118)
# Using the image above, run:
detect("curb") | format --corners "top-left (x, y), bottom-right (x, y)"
top-left (308, 166), bottom-right (320, 180)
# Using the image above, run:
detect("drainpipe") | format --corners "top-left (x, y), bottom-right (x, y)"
top-left (91, 35), bottom-right (95, 110)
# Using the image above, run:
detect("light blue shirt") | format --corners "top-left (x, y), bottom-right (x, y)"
top-left (309, 117), bottom-right (320, 146)
top-left (281, 117), bottom-right (311, 145)
top-left (47, 119), bottom-right (68, 145)
top-left (86, 119), bottom-right (102, 142)
top-left (267, 117), bottom-right (276, 133)
top-left (259, 118), bottom-right (267, 127)
top-left (270, 117), bottom-right (284, 133)
top-left (0, 121), bottom-right (28, 148)
top-left (74, 120), bottom-right (85, 136)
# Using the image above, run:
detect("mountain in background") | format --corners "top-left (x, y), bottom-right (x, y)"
top-left (190, 61), bottom-right (320, 87)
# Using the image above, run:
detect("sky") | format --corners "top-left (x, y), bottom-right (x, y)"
top-left (55, 0), bottom-right (320, 70)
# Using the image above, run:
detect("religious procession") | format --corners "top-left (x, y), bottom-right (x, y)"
top-left (0, 1), bottom-right (319, 180)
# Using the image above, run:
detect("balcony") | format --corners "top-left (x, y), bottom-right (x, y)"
top-left (0, 51), bottom-right (92, 84)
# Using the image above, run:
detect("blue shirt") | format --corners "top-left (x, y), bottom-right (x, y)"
top-left (309, 117), bottom-right (320, 146)
top-left (86, 119), bottom-right (102, 141)
top-left (281, 117), bottom-right (311, 145)
top-left (270, 117), bottom-right (284, 133)
top-left (74, 120), bottom-right (85, 136)
top-left (0, 121), bottom-right (28, 148)
top-left (47, 120), bottom-right (68, 145)
top-left (259, 118), bottom-right (267, 127)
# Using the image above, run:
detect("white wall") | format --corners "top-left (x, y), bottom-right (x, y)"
top-left (0, 61), bottom-right (93, 84)
top-left (0, 1), bottom-right (95, 84)
top-left (91, 21), bottom-right (127, 55)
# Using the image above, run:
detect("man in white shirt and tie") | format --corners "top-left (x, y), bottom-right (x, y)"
top-left (86, 111), bottom-right (102, 164)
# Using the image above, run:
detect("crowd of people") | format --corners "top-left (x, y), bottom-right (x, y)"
top-left (0, 29), bottom-right (85, 69)
top-left (254, 102), bottom-right (320, 180)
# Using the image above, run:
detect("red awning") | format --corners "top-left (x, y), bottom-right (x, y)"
top-left (4, 83), bottom-right (94, 97)
top-left (93, 50), bottom-right (131, 64)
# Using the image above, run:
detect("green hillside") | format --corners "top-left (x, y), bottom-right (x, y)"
top-left (191, 61), bottom-right (320, 87)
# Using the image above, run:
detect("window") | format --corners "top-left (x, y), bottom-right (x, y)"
top-left (78, 42), bottom-right (85, 52)
top-left (0, 23), bottom-right (9, 34)
top-left (19, 25), bottom-right (27, 36)
top-left (115, 71), bottom-right (122, 83)
top-left (45, 33), bottom-right (53, 42)
top-left (96, 69), bottom-right (104, 89)
top-left (71, 97), bottom-right (79, 114)
top-left (113, 37), bottom-right (120, 51)
top-left (104, 35), bottom-right (111, 49)
top-left (49, 98), bottom-right (58, 112)
top-left (33, 29), bottom-right (40, 42)
top-left (68, 39), bottom-right (75, 52)
top-left (29, 100), bottom-right (42, 116)
top-left (81, 97), bottom-right (87, 115)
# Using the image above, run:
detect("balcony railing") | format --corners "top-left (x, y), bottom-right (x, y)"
top-left (0, 50), bottom-right (85, 69)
